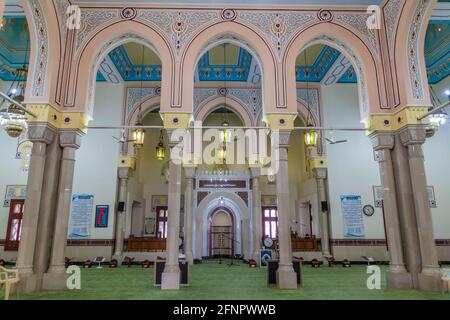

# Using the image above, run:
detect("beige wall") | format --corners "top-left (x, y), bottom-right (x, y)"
top-left (71, 82), bottom-right (125, 240)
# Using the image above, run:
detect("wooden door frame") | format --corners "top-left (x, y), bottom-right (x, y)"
top-left (5, 199), bottom-right (25, 251)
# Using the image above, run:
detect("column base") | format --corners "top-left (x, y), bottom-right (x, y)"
top-left (185, 252), bottom-right (194, 265)
top-left (386, 270), bottom-right (413, 289)
top-left (112, 253), bottom-right (124, 265)
top-left (253, 251), bottom-right (261, 265)
top-left (15, 271), bottom-right (37, 294)
top-left (161, 271), bottom-right (180, 290)
top-left (276, 265), bottom-right (298, 289)
top-left (42, 270), bottom-right (68, 290)
top-left (418, 269), bottom-right (443, 293)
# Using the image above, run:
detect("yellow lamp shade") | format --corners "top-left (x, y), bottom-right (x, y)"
top-left (156, 143), bottom-right (165, 160)
top-left (304, 130), bottom-right (318, 147)
top-left (133, 128), bottom-right (145, 147)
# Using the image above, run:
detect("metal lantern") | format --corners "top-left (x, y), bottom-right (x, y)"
top-left (218, 144), bottom-right (227, 162)
top-left (133, 128), bottom-right (145, 147)
top-left (304, 127), bottom-right (318, 147)
top-left (155, 130), bottom-right (165, 160)
top-left (221, 120), bottom-right (231, 143)
top-left (1, 107), bottom-right (27, 138)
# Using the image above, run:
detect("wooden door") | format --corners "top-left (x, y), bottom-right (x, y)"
top-left (5, 199), bottom-right (25, 251)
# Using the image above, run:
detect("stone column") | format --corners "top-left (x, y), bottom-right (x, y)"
top-left (16, 124), bottom-right (55, 293)
top-left (273, 130), bottom-right (297, 289)
top-left (113, 167), bottom-right (132, 260)
top-left (371, 133), bottom-right (411, 288)
top-left (400, 127), bottom-right (441, 292)
top-left (162, 130), bottom-right (184, 290)
top-left (34, 132), bottom-right (62, 290)
top-left (391, 133), bottom-right (422, 288)
top-left (250, 168), bottom-right (262, 262)
top-left (312, 167), bottom-right (331, 258)
top-left (44, 130), bottom-right (82, 290)
top-left (241, 218), bottom-right (250, 259)
top-left (184, 167), bottom-right (195, 264)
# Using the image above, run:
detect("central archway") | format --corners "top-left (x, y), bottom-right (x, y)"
top-left (195, 191), bottom-right (249, 259)
top-left (208, 207), bottom-right (235, 257)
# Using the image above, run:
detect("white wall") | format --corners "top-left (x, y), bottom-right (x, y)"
top-left (70, 82), bottom-right (125, 240)
top-left (0, 80), bottom-right (29, 259)
top-left (425, 78), bottom-right (450, 238)
top-left (322, 84), bottom-right (385, 239)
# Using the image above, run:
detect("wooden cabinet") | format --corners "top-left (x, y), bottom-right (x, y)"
top-left (291, 237), bottom-right (318, 251)
top-left (127, 236), bottom-right (166, 251)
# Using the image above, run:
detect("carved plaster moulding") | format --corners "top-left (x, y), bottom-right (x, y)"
top-left (138, 9), bottom-right (220, 59)
top-left (121, 7), bottom-right (137, 20)
top-left (317, 9), bottom-right (334, 22)
top-left (408, 0), bottom-right (431, 100)
top-left (76, 8), bottom-right (120, 49)
top-left (334, 12), bottom-right (380, 53)
top-left (28, 0), bottom-right (49, 97)
top-left (237, 11), bottom-right (316, 60)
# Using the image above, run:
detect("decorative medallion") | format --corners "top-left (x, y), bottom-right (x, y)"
top-left (270, 15), bottom-right (287, 54)
top-left (318, 9), bottom-right (333, 22)
top-left (155, 87), bottom-right (162, 96)
top-left (121, 7), bottom-right (137, 20)
top-left (221, 9), bottom-right (237, 21)
top-left (218, 87), bottom-right (229, 96)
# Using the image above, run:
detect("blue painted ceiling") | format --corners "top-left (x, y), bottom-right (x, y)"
top-left (0, 14), bottom-right (448, 85)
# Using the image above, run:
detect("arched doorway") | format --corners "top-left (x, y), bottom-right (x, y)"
top-left (208, 207), bottom-right (234, 258)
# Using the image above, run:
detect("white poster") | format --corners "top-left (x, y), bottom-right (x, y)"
top-left (341, 195), bottom-right (365, 238)
top-left (69, 194), bottom-right (94, 239)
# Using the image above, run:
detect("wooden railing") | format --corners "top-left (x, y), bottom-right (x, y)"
top-left (291, 237), bottom-right (319, 251)
top-left (127, 235), bottom-right (166, 252)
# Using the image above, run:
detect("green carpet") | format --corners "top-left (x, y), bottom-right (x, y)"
top-left (3, 261), bottom-right (450, 300)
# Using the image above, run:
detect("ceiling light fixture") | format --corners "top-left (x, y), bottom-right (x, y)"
top-left (303, 47), bottom-right (318, 147)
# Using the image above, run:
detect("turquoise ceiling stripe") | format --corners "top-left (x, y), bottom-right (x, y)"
top-left (198, 47), bottom-right (252, 81)
top-left (296, 46), bottom-right (340, 82)
top-left (337, 66), bottom-right (358, 84)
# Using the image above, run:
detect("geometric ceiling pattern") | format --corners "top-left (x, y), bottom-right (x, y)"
top-left (425, 22), bottom-right (450, 84)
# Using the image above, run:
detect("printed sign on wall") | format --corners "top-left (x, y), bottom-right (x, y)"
top-left (69, 194), bottom-right (94, 238)
top-left (3, 185), bottom-right (27, 207)
top-left (373, 185), bottom-right (437, 208)
top-left (95, 205), bottom-right (109, 228)
top-left (341, 195), bottom-right (365, 238)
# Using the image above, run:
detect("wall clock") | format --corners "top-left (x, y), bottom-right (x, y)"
top-left (363, 204), bottom-right (375, 217)
top-left (263, 237), bottom-right (273, 249)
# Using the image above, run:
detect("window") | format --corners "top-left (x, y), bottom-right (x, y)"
top-left (262, 206), bottom-right (278, 239)
top-left (156, 206), bottom-right (168, 239)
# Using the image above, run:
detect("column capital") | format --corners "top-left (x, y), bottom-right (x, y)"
top-left (160, 112), bottom-right (192, 130)
top-left (118, 156), bottom-right (136, 170)
top-left (363, 107), bottom-right (429, 135)
top-left (118, 167), bottom-right (132, 180)
top-left (313, 167), bottom-right (327, 180)
top-left (250, 167), bottom-right (261, 178)
top-left (399, 126), bottom-right (427, 146)
top-left (184, 167), bottom-right (196, 179)
top-left (309, 156), bottom-right (328, 170)
top-left (27, 123), bottom-right (56, 144)
top-left (370, 132), bottom-right (395, 151)
top-left (59, 130), bottom-right (83, 149)
top-left (26, 104), bottom-right (90, 134)
top-left (270, 130), bottom-right (292, 149)
top-left (265, 113), bottom-right (297, 130)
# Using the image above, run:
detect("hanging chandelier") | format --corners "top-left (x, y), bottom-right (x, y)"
top-left (302, 47), bottom-right (318, 147)
top-left (132, 45), bottom-right (146, 148)
top-left (156, 129), bottom-right (165, 160)
top-left (0, 22), bottom-right (30, 138)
